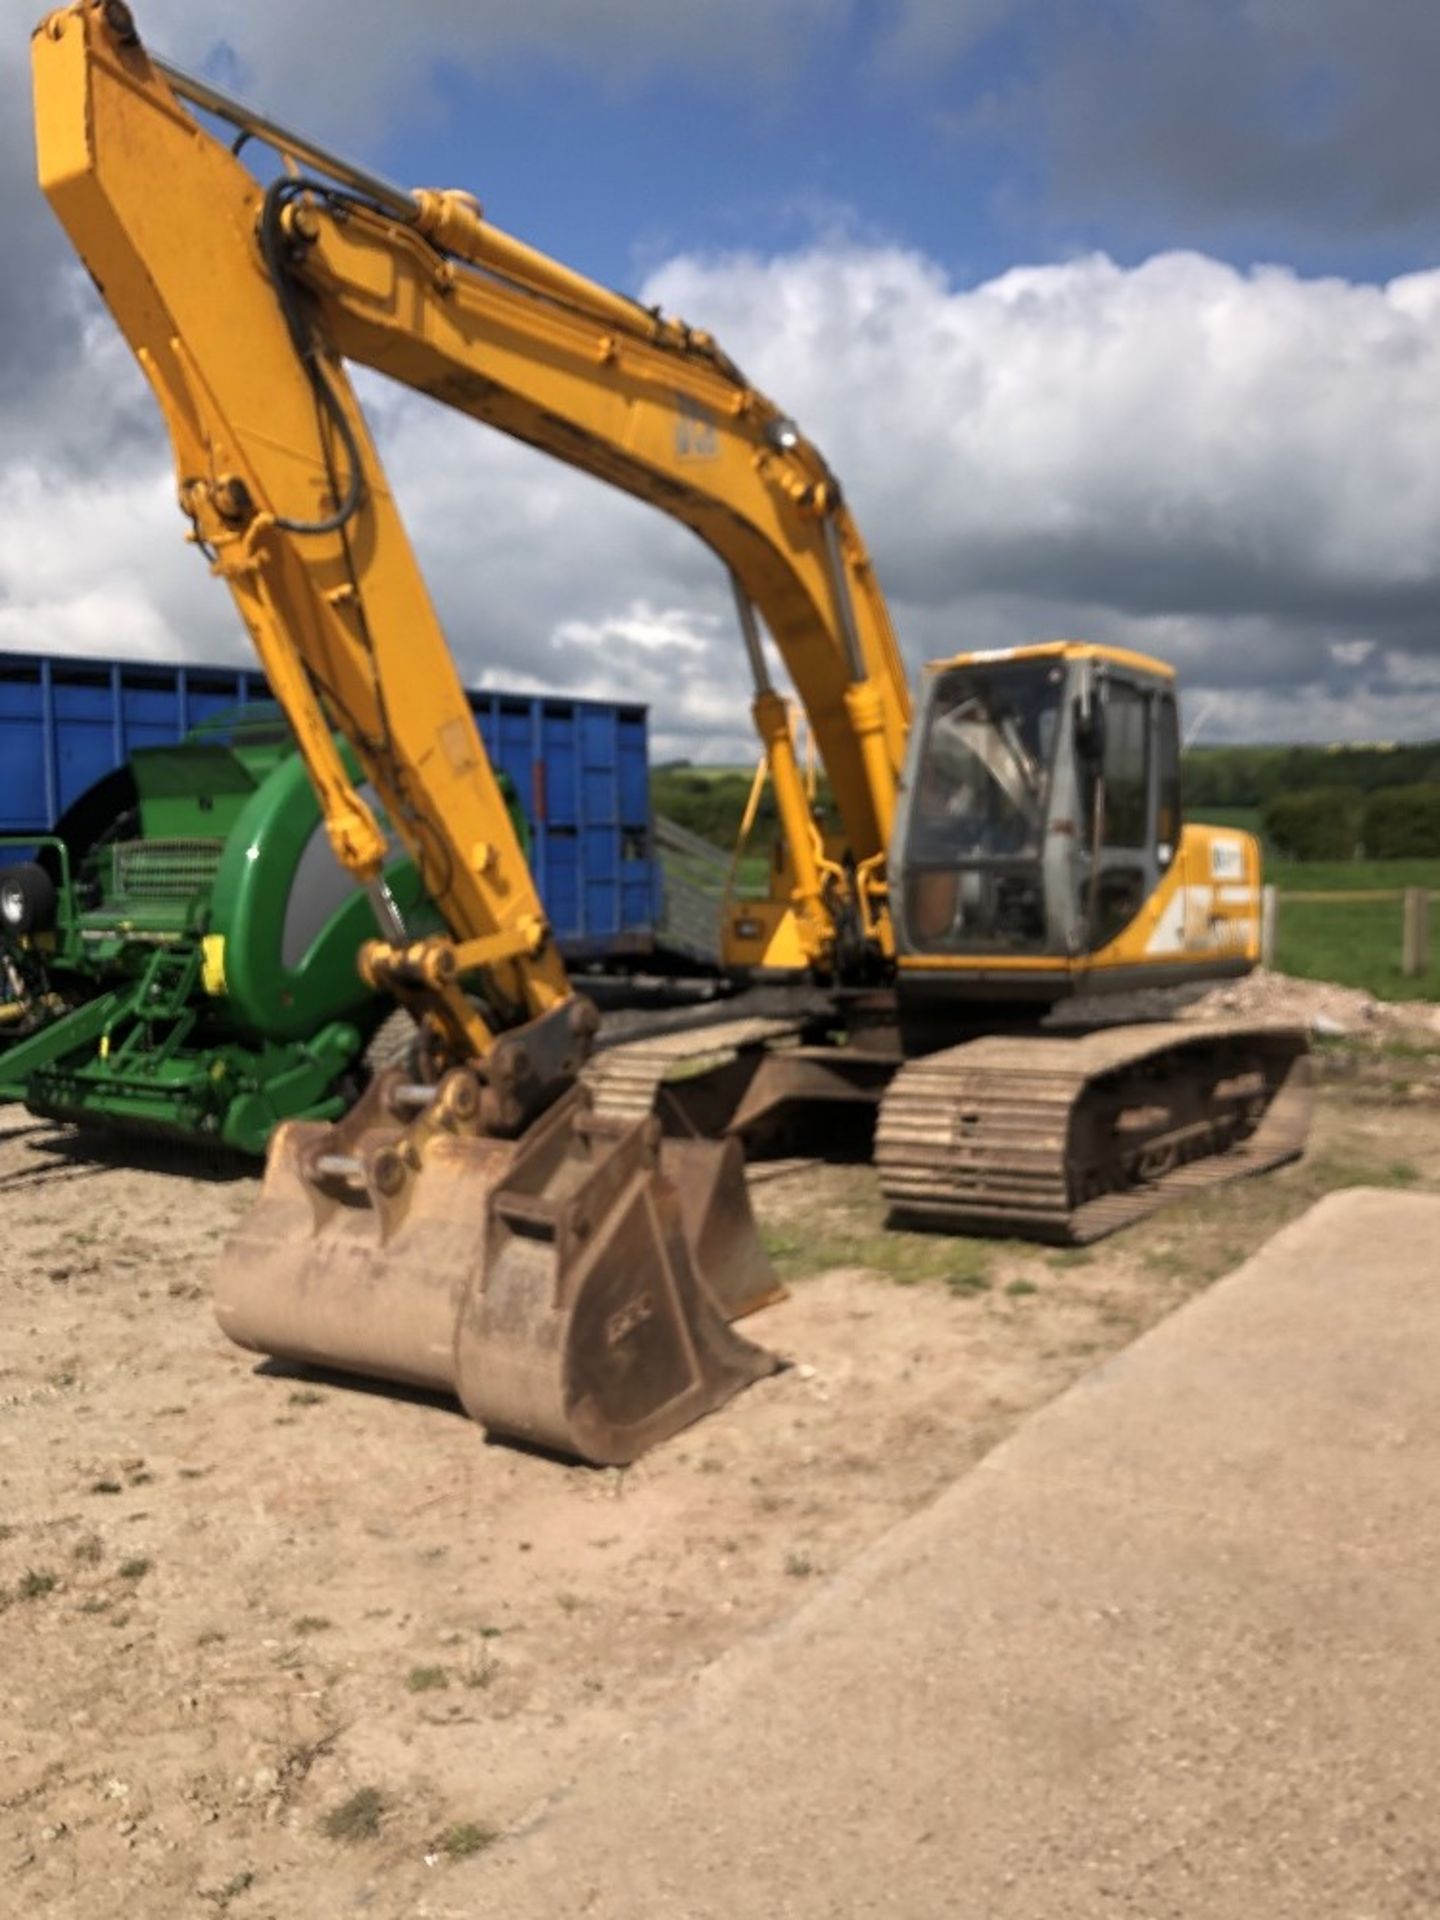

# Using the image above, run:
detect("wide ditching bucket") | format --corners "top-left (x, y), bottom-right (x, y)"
top-left (215, 1067), bottom-right (783, 1465)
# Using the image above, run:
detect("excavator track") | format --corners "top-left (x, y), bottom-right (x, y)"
top-left (875, 1018), bottom-right (1314, 1243)
top-left (584, 1016), bottom-right (809, 1129)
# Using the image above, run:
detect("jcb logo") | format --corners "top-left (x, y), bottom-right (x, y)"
top-left (674, 392), bottom-right (718, 460)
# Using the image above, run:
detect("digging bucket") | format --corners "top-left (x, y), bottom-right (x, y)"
top-left (214, 1068), bottom-right (781, 1465)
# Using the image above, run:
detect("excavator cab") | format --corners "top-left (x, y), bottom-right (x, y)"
top-left (891, 643), bottom-right (1255, 1001)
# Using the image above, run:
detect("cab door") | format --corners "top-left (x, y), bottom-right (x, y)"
top-left (1080, 675), bottom-right (1180, 953)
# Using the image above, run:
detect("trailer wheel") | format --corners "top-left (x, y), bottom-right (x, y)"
top-left (0, 863), bottom-right (57, 936)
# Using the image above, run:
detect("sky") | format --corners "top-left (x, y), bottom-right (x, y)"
top-left (5, 0), bottom-right (1440, 758)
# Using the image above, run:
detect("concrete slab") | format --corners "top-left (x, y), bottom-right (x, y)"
top-left (461, 1187), bottom-right (1440, 1919)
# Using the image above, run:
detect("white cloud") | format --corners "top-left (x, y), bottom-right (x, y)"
top-left (556, 606), bottom-right (711, 657)
top-left (645, 245), bottom-right (1440, 619)
top-left (5, 226), bottom-right (1440, 762)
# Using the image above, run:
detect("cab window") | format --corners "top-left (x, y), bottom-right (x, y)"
top-left (1102, 683), bottom-right (1149, 850)
top-left (1156, 692), bottom-right (1181, 859)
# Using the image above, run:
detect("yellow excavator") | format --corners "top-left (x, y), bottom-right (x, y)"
top-left (33, 2), bottom-right (1311, 1461)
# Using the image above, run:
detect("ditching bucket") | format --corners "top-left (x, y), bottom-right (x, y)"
top-left (214, 1067), bottom-right (782, 1465)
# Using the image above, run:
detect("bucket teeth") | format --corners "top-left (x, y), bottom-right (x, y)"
top-left (215, 1073), bottom-right (782, 1465)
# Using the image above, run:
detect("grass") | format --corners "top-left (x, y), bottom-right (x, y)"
top-left (434, 1821), bottom-right (499, 1860)
top-left (321, 1787), bottom-right (386, 1844)
top-left (293, 1615), bottom-right (332, 1635)
top-left (1262, 858), bottom-right (1440, 1001)
top-left (762, 1172), bottom-right (995, 1293)
top-left (118, 1556), bottom-right (152, 1582)
top-left (1267, 857), bottom-right (1440, 892)
top-left (19, 1569), bottom-right (59, 1600)
top-left (1048, 1247), bottom-right (1095, 1270)
top-left (406, 1664), bottom-right (450, 1693)
top-left (1118, 1115), bottom-right (1435, 1299)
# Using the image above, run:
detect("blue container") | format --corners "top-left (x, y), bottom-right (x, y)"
top-left (0, 651), bottom-right (659, 959)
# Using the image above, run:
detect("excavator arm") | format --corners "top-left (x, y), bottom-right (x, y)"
top-left (34, 2), bottom-right (910, 989)
top-left (32, 0), bottom-right (793, 1463)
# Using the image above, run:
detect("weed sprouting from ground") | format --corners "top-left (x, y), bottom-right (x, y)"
top-left (1048, 1247), bottom-right (1095, 1269)
top-left (463, 1654), bottom-right (499, 1690)
top-left (321, 1787), bottom-right (385, 1843)
top-left (435, 1821), bottom-right (499, 1860)
top-left (19, 1569), bottom-right (58, 1601)
top-left (406, 1664), bottom-right (450, 1693)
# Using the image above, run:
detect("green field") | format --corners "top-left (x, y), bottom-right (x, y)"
top-left (1267, 860), bottom-right (1440, 1001)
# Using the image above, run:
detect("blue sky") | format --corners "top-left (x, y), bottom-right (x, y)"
top-left (5, 0), bottom-right (1440, 750)
top-left (363, 4), bottom-right (1440, 293)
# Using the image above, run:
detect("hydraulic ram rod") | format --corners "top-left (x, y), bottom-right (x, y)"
top-left (149, 52), bottom-right (416, 220)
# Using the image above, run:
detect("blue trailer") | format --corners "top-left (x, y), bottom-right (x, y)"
top-left (0, 650), bottom-right (661, 960)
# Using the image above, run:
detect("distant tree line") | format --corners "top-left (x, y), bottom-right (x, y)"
top-left (1184, 741), bottom-right (1440, 808)
top-left (653, 748), bottom-right (1440, 861)
top-left (1259, 784), bottom-right (1440, 860)
top-left (1185, 741), bottom-right (1440, 861)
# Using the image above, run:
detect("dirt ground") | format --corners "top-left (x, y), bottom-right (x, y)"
top-left (4, 1004), bottom-right (1440, 1918)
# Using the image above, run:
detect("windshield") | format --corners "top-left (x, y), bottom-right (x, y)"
top-left (898, 657), bottom-right (1067, 957)
top-left (908, 660), bottom-right (1063, 862)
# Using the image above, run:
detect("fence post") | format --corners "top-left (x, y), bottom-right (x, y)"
top-left (1259, 884), bottom-right (1278, 968)
top-left (1402, 887), bottom-right (1431, 977)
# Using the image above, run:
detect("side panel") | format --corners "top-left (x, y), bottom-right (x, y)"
top-left (470, 692), bottom-right (657, 958)
top-left (0, 652), bottom-right (265, 832)
top-left (0, 653), bottom-right (659, 958)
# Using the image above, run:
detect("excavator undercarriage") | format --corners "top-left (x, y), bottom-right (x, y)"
top-left (585, 1003), bottom-right (1314, 1247)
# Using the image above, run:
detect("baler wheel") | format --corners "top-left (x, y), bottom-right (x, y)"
top-left (0, 863), bottom-right (57, 936)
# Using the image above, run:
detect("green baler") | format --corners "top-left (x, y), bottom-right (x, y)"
top-left (0, 711), bottom-right (470, 1153)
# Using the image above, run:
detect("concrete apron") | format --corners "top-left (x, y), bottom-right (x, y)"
top-left (462, 1186), bottom-right (1440, 1918)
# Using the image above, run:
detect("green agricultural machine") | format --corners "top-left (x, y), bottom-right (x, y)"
top-left (0, 709), bottom-right (466, 1153)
